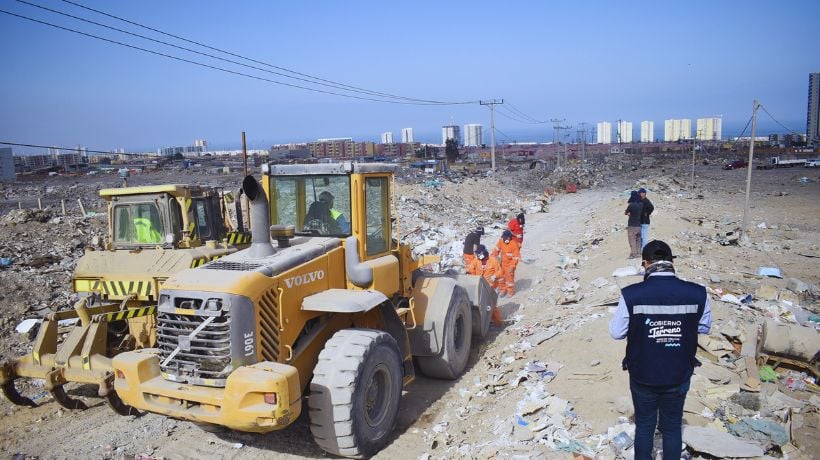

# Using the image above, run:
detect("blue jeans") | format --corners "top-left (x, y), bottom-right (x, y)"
top-left (640, 224), bottom-right (650, 249)
top-left (630, 377), bottom-right (690, 460)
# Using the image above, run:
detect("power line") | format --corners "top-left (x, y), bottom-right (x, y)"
top-left (1, 140), bottom-right (143, 155)
top-left (58, 0), bottom-right (474, 105)
top-left (493, 128), bottom-right (514, 143)
top-left (504, 101), bottom-right (547, 123)
top-left (494, 106), bottom-right (540, 124)
top-left (18, 0), bottom-right (470, 105)
top-left (758, 104), bottom-right (801, 135)
top-left (0, 8), bottom-right (477, 106)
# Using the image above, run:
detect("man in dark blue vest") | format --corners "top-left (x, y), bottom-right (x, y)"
top-left (609, 240), bottom-right (711, 460)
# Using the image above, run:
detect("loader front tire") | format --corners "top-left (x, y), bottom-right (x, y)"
top-left (417, 287), bottom-right (472, 379)
top-left (309, 329), bottom-right (403, 459)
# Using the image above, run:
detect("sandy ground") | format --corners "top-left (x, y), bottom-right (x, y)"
top-left (0, 161), bottom-right (818, 459)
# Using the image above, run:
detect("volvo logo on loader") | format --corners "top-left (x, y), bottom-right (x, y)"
top-left (283, 270), bottom-right (325, 288)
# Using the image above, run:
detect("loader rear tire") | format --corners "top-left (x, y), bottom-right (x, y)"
top-left (309, 329), bottom-right (403, 459)
top-left (417, 287), bottom-right (472, 379)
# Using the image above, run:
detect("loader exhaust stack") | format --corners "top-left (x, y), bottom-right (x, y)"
top-left (242, 175), bottom-right (275, 258)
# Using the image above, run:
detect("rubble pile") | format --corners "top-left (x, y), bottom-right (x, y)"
top-left (411, 166), bottom-right (819, 459)
top-left (0, 158), bottom-right (817, 459)
top-left (394, 174), bottom-right (553, 269)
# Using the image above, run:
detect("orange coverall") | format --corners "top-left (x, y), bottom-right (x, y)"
top-left (508, 218), bottom-right (524, 244)
top-left (493, 238), bottom-right (521, 295)
top-left (466, 255), bottom-right (503, 291)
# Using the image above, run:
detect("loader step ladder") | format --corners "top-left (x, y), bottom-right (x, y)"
top-left (395, 297), bottom-right (417, 330)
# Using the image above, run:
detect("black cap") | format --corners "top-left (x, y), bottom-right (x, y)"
top-left (476, 226), bottom-right (484, 235)
top-left (642, 240), bottom-right (674, 262)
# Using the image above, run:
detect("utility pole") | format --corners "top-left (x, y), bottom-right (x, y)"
top-left (578, 122), bottom-right (588, 164)
top-left (550, 118), bottom-right (570, 169)
top-left (480, 99), bottom-right (503, 172)
top-left (741, 100), bottom-right (760, 238)
top-left (691, 136), bottom-right (696, 193)
top-left (242, 131), bottom-right (248, 177)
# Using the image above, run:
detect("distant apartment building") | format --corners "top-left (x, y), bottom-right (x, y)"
top-left (308, 138), bottom-right (357, 158)
top-left (54, 153), bottom-right (83, 168)
top-left (464, 124), bottom-right (483, 147)
top-left (640, 121), bottom-right (654, 143)
top-left (807, 73), bottom-right (820, 144)
top-left (380, 132), bottom-right (394, 144)
top-left (696, 117), bottom-right (722, 141)
top-left (193, 139), bottom-right (208, 150)
top-left (14, 154), bottom-right (51, 170)
top-left (442, 125), bottom-right (461, 146)
top-left (0, 148), bottom-right (14, 182)
top-left (596, 122), bottom-right (612, 144)
top-left (159, 145), bottom-right (204, 156)
top-left (664, 119), bottom-right (692, 141)
top-left (401, 128), bottom-right (414, 143)
top-left (617, 121), bottom-right (633, 143)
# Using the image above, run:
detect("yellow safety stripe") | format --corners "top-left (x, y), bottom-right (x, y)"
top-left (92, 279), bottom-right (153, 297)
top-left (189, 254), bottom-right (226, 268)
top-left (226, 232), bottom-right (250, 245)
top-left (103, 305), bottom-right (156, 322)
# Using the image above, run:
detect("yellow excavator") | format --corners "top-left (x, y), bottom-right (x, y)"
top-left (113, 163), bottom-right (496, 457)
top-left (1, 184), bottom-right (249, 414)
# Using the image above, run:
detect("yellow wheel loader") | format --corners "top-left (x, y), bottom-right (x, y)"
top-left (1, 184), bottom-right (250, 415)
top-left (112, 164), bottom-right (497, 458)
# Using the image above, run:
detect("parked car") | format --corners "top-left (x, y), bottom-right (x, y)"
top-left (805, 159), bottom-right (820, 168)
top-left (723, 160), bottom-right (748, 170)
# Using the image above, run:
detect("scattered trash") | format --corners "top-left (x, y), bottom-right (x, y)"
top-left (612, 266), bottom-right (640, 277)
top-left (612, 431), bottom-right (633, 451)
top-left (756, 266), bottom-right (783, 278)
top-left (0, 257), bottom-right (11, 268)
top-left (728, 419), bottom-right (789, 446)
top-left (682, 426), bottom-right (764, 458)
top-left (15, 318), bottom-right (39, 334)
top-left (758, 366), bottom-right (777, 382)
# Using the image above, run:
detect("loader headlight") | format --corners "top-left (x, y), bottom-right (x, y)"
top-left (204, 298), bottom-right (222, 311)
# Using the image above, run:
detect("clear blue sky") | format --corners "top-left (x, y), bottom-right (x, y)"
top-left (1, 0), bottom-right (818, 151)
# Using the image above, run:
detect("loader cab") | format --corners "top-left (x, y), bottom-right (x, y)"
top-left (100, 185), bottom-right (230, 250)
top-left (262, 162), bottom-right (395, 260)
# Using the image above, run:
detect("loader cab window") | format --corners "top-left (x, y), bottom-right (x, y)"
top-left (169, 198), bottom-right (182, 242)
top-left (113, 202), bottom-right (164, 244)
top-left (364, 176), bottom-right (390, 256)
top-left (273, 175), bottom-right (351, 237)
top-left (192, 199), bottom-right (211, 239)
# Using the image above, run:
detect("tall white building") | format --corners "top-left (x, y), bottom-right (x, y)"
top-left (696, 117), bottom-right (722, 140)
top-left (463, 124), bottom-right (483, 147)
top-left (640, 121), bottom-right (654, 143)
top-left (664, 119), bottom-right (692, 141)
top-left (442, 125), bottom-right (461, 145)
top-left (596, 122), bottom-right (612, 144)
top-left (617, 121), bottom-right (633, 143)
top-left (381, 131), bottom-right (393, 144)
top-left (401, 128), bottom-right (414, 143)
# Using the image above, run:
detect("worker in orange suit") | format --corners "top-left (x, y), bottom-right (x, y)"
top-left (462, 226), bottom-right (484, 267)
top-left (492, 230), bottom-right (521, 296)
top-left (508, 212), bottom-right (525, 244)
top-left (466, 245), bottom-right (503, 291)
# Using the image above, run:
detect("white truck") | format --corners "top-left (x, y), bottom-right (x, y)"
top-left (757, 156), bottom-right (807, 169)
